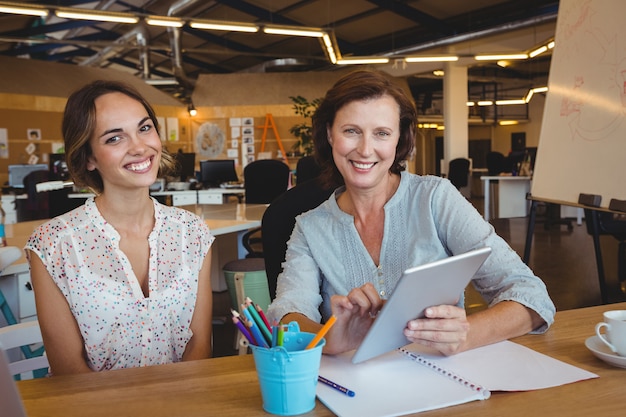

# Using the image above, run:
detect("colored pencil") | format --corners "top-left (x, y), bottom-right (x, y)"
top-left (277, 323), bottom-right (284, 347)
top-left (231, 309), bottom-right (257, 346)
top-left (232, 316), bottom-right (254, 346)
top-left (305, 315), bottom-right (337, 350)
top-left (246, 302), bottom-right (272, 345)
top-left (247, 316), bottom-right (269, 348)
top-left (255, 303), bottom-right (272, 332)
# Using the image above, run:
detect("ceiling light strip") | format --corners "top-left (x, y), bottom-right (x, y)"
top-left (55, 9), bottom-right (138, 24)
top-left (146, 17), bottom-right (184, 28)
top-left (405, 56), bottom-right (458, 63)
top-left (337, 57), bottom-right (390, 65)
top-left (190, 21), bottom-right (258, 32)
top-left (322, 33), bottom-right (338, 64)
top-left (495, 99), bottom-right (527, 105)
top-left (0, 4), bottom-right (48, 16)
top-left (263, 26), bottom-right (324, 38)
top-left (474, 53), bottom-right (528, 61)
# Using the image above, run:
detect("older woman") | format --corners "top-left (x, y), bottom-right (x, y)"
top-left (268, 70), bottom-right (555, 356)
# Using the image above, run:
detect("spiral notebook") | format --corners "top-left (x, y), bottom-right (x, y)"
top-left (317, 340), bottom-right (597, 417)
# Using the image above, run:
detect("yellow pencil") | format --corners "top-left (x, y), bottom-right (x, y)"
top-left (305, 315), bottom-right (337, 350)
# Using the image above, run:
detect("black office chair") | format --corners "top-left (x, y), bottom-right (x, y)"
top-left (261, 179), bottom-right (334, 300)
top-left (19, 170), bottom-right (50, 222)
top-left (486, 152), bottom-right (506, 176)
top-left (295, 156), bottom-right (321, 185)
top-left (584, 209), bottom-right (626, 301)
top-left (447, 158), bottom-right (470, 190)
top-left (243, 159), bottom-right (290, 205)
top-left (242, 159), bottom-right (291, 257)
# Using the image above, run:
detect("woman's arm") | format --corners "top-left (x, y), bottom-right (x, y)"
top-left (183, 247), bottom-right (213, 360)
top-left (27, 251), bottom-right (93, 375)
top-left (404, 301), bottom-right (544, 356)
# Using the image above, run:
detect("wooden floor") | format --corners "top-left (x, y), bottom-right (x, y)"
top-left (211, 197), bottom-right (626, 357)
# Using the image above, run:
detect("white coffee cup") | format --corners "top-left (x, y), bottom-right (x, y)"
top-left (595, 310), bottom-right (626, 356)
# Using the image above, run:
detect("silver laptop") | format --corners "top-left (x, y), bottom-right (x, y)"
top-left (0, 347), bottom-right (27, 417)
top-left (351, 247), bottom-right (491, 364)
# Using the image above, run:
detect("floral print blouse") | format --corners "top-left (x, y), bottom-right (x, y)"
top-left (25, 197), bottom-right (214, 371)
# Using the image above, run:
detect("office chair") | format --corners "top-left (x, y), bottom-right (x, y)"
top-left (242, 160), bottom-right (291, 257)
top-left (295, 156), bottom-right (321, 185)
top-left (447, 158), bottom-right (470, 190)
top-left (19, 170), bottom-right (51, 222)
top-left (261, 179), bottom-right (334, 300)
top-left (0, 247), bottom-right (47, 380)
top-left (0, 321), bottom-right (48, 379)
top-left (486, 152), bottom-right (505, 176)
top-left (584, 209), bottom-right (626, 301)
top-left (243, 159), bottom-right (290, 205)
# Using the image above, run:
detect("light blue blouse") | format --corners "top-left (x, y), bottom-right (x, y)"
top-left (267, 172), bottom-right (555, 333)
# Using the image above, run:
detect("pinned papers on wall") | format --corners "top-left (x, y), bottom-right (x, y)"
top-left (166, 117), bottom-right (179, 142)
top-left (25, 142), bottom-right (36, 155)
top-left (0, 128), bottom-right (8, 159)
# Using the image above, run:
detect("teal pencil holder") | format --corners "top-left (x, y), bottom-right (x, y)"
top-left (250, 322), bottom-right (325, 416)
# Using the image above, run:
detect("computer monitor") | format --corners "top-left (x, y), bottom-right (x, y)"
top-left (172, 152), bottom-right (196, 182)
top-left (8, 164), bottom-right (49, 188)
top-left (49, 153), bottom-right (69, 180)
top-left (199, 159), bottom-right (239, 188)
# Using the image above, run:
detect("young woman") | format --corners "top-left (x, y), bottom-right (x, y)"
top-left (268, 70), bottom-right (555, 356)
top-left (25, 80), bottom-right (214, 375)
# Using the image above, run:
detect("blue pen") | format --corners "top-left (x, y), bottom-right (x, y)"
top-left (318, 375), bottom-right (356, 397)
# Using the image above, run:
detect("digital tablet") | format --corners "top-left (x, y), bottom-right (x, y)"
top-left (351, 246), bottom-right (492, 364)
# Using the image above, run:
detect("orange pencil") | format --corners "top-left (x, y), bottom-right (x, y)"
top-left (305, 315), bottom-right (337, 350)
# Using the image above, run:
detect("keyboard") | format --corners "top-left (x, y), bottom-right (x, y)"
top-left (220, 182), bottom-right (244, 189)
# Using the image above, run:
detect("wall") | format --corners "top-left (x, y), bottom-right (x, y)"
top-left (0, 56), bottom-right (189, 186)
top-left (0, 55), bottom-right (547, 185)
top-left (191, 71), bottom-right (414, 172)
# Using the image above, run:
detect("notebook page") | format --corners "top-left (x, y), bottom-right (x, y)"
top-left (405, 340), bottom-right (598, 391)
top-left (317, 348), bottom-right (487, 417)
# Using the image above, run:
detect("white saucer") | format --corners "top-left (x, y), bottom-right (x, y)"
top-left (585, 336), bottom-right (626, 369)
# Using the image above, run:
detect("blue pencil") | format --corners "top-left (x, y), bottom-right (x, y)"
top-left (242, 307), bottom-right (269, 348)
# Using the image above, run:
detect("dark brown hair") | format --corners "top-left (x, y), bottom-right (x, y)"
top-left (62, 80), bottom-right (175, 194)
top-left (312, 70), bottom-right (417, 189)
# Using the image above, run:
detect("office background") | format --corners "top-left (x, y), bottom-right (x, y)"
top-left (0, 0), bottom-right (557, 185)
top-left (1, 0), bottom-right (626, 361)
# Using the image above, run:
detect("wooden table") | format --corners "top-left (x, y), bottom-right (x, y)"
top-left (16, 302), bottom-right (626, 417)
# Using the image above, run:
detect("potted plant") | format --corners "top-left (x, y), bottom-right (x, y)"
top-left (288, 95), bottom-right (321, 156)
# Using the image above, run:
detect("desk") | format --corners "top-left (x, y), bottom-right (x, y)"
top-left (68, 188), bottom-right (245, 206)
top-left (481, 175), bottom-right (531, 220)
top-left (16, 302), bottom-right (626, 416)
top-left (180, 203), bottom-right (267, 291)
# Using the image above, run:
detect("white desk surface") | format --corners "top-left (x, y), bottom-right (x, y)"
top-left (179, 203), bottom-right (266, 235)
top-left (67, 188), bottom-right (245, 199)
top-left (480, 175), bottom-right (532, 181)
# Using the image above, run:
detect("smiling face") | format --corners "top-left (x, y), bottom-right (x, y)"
top-left (327, 94), bottom-right (400, 192)
top-left (86, 92), bottom-right (162, 193)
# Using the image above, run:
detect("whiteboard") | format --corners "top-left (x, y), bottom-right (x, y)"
top-left (531, 0), bottom-right (626, 208)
